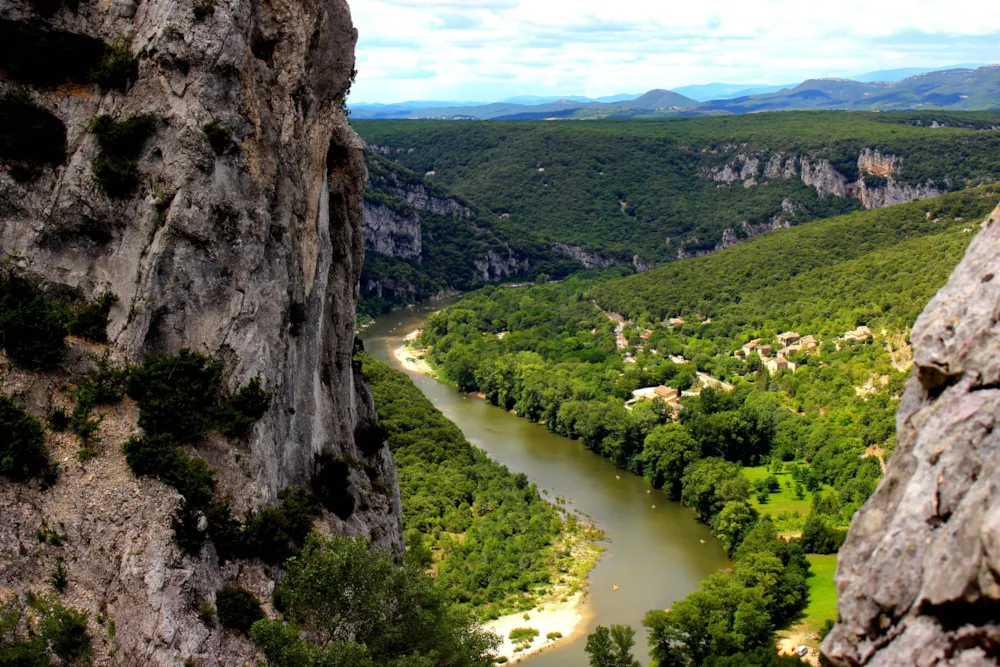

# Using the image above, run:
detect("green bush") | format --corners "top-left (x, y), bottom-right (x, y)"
top-left (127, 349), bottom-right (222, 441)
top-left (49, 557), bottom-right (68, 593)
top-left (0, 264), bottom-right (69, 370)
top-left (508, 627), bottom-right (539, 644)
top-left (217, 377), bottom-right (273, 439)
top-left (67, 291), bottom-right (117, 342)
top-left (0, 395), bottom-right (51, 482)
top-left (197, 601), bottom-right (217, 626)
top-left (216, 586), bottom-right (264, 634)
top-left (0, 87), bottom-right (66, 181)
top-left (256, 534), bottom-right (500, 665)
top-left (0, 595), bottom-right (93, 666)
top-left (239, 489), bottom-right (320, 564)
top-left (90, 114), bottom-right (155, 198)
top-left (203, 119), bottom-right (233, 155)
top-left (89, 34), bottom-right (138, 91)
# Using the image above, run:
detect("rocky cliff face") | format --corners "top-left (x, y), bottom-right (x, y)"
top-left (363, 199), bottom-right (422, 259)
top-left (360, 151), bottom-right (536, 306)
top-left (0, 0), bottom-right (402, 662)
top-left (706, 149), bottom-right (943, 209)
top-left (823, 201), bottom-right (1000, 666)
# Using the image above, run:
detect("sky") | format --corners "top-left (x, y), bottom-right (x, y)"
top-left (348, 0), bottom-right (1000, 104)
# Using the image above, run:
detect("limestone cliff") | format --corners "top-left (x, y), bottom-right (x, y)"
top-left (360, 151), bottom-right (544, 312)
top-left (823, 201), bottom-right (1000, 666)
top-left (706, 149), bottom-right (944, 209)
top-left (0, 0), bottom-right (402, 663)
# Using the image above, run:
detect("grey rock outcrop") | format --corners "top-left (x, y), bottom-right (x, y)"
top-left (0, 0), bottom-right (402, 662)
top-left (706, 149), bottom-right (943, 210)
top-left (363, 200), bottom-right (422, 259)
top-left (552, 243), bottom-right (618, 269)
top-left (823, 202), bottom-right (1000, 666)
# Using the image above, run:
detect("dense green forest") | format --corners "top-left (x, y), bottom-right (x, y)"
top-left (355, 112), bottom-right (1000, 262)
top-left (406, 186), bottom-right (999, 663)
top-left (360, 352), bottom-right (595, 620)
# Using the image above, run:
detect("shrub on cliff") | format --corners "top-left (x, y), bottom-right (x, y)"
top-left (310, 453), bottom-right (356, 520)
top-left (90, 113), bottom-right (155, 198)
top-left (216, 586), bottom-right (264, 634)
top-left (67, 291), bottom-right (117, 343)
top-left (217, 377), bottom-right (273, 439)
top-left (127, 349), bottom-right (223, 441)
top-left (0, 595), bottom-right (93, 666)
top-left (0, 264), bottom-right (69, 370)
top-left (203, 119), bottom-right (233, 155)
top-left (0, 395), bottom-right (51, 481)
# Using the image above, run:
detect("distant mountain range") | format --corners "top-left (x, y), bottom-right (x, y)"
top-left (350, 64), bottom-right (998, 120)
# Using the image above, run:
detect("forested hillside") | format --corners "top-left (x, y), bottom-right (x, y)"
top-left (356, 112), bottom-right (1000, 263)
top-left (406, 186), bottom-right (999, 663)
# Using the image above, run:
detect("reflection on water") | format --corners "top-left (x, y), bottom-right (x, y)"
top-left (363, 300), bottom-right (729, 665)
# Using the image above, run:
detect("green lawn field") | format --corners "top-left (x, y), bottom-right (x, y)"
top-left (743, 465), bottom-right (835, 535)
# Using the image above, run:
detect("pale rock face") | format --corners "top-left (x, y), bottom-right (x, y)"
top-left (552, 243), bottom-right (618, 269)
top-left (822, 202), bottom-right (1000, 667)
top-left (363, 201), bottom-right (422, 259)
top-left (857, 148), bottom-right (901, 177)
top-left (0, 0), bottom-right (403, 662)
top-left (859, 180), bottom-right (944, 209)
top-left (800, 158), bottom-right (856, 199)
top-left (709, 148), bottom-right (942, 210)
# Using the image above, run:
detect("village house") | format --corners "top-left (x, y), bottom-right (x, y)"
top-left (758, 345), bottom-right (773, 358)
top-left (799, 335), bottom-right (819, 351)
top-left (741, 339), bottom-right (762, 355)
top-left (654, 386), bottom-right (680, 402)
top-left (626, 385), bottom-right (682, 412)
top-left (639, 330), bottom-right (653, 341)
top-left (765, 356), bottom-right (797, 374)
top-left (668, 317), bottom-right (685, 327)
top-left (669, 355), bottom-right (689, 365)
top-left (776, 331), bottom-right (801, 346)
top-left (842, 325), bottom-right (873, 341)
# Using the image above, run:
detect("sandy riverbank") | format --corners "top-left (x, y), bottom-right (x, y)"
top-left (485, 591), bottom-right (592, 663)
top-left (393, 342), bottom-right (433, 374)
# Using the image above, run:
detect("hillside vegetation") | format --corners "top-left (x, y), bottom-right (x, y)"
top-left (355, 112), bottom-right (1000, 262)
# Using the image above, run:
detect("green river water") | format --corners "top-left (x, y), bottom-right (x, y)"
top-left (363, 299), bottom-right (729, 665)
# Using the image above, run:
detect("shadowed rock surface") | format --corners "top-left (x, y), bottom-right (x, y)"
top-left (823, 201), bottom-right (1000, 666)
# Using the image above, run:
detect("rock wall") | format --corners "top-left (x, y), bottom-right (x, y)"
top-left (363, 200), bottom-right (422, 259)
top-left (823, 201), bottom-right (1000, 666)
top-left (705, 149), bottom-right (943, 209)
top-left (0, 0), bottom-right (403, 662)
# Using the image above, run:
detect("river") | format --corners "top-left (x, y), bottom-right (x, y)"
top-left (362, 299), bottom-right (729, 665)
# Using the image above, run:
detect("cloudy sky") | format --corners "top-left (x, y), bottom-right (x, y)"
top-left (349, 0), bottom-right (1000, 104)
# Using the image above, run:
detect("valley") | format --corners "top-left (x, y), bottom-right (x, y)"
top-left (362, 302), bottom-right (729, 665)
top-left (1, 0), bottom-right (998, 663)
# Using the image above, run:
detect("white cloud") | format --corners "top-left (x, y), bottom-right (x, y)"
top-left (349, 0), bottom-right (1000, 103)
